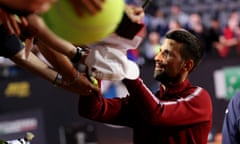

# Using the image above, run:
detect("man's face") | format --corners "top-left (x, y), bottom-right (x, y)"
top-left (154, 38), bottom-right (186, 85)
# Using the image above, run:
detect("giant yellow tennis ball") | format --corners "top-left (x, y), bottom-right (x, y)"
top-left (42, 0), bottom-right (125, 45)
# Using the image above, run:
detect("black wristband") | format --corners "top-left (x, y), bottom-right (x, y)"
top-left (70, 47), bottom-right (82, 63)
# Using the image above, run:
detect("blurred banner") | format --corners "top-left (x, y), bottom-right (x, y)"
top-left (214, 65), bottom-right (240, 100)
top-left (0, 109), bottom-right (46, 144)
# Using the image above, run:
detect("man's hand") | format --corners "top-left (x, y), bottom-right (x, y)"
top-left (0, 8), bottom-right (28, 35)
top-left (39, 45), bottom-right (99, 96)
top-left (69, 0), bottom-right (105, 16)
top-left (61, 72), bottom-right (99, 96)
top-left (125, 5), bottom-right (144, 24)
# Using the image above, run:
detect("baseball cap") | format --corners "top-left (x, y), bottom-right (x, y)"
top-left (85, 46), bottom-right (140, 81)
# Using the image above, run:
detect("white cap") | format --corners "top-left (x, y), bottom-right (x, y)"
top-left (85, 46), bottom-right (139, 81)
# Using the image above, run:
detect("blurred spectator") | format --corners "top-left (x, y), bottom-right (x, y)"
top-left (186, 13), bottom-right (209, 55)
top-left (169, 4), bottom-right (189, 28)
top-left (144, 9), bottom-right (168, 36)
top-left (142, 31), bottom-right (161, 62)
top-left (125, 0), bottom-right (141, 5)
top-left (215, 11), bottom-right (240, 58)
top-left (206, 16), bottom-right (222, 57)
top-left (167, 18), bottom-right (182, 31)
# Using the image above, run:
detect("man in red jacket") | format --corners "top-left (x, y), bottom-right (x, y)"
top-left (77, 29), bottom-right (212, 144)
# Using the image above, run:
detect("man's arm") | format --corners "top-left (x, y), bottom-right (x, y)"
top-left (0, 21), bottom-right (97, 95)
top-left (0, 22), bottom-right (57, 82)
top-left (222, 93), bottom-right (240, 144)
top-left (11, 48), bottom-right (57, 82)
top-left (26, 14), bottom-right (77, 60)
top-left (36, 39), bottom-right (99, 95)
top-left (24, 14), bottom-right (99, 93)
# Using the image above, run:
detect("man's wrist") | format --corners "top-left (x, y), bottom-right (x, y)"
top-left (52, 71), bottom-right (80, 87)
top-left (52, 73), bottom-right (62, 87)
top-left (63, 71), bottom-right (80, 86)
top-left (70, 47), bottom-right (82, 63)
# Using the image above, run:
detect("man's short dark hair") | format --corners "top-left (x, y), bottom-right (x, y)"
top-left (165, 29), bottom-right (204, 71)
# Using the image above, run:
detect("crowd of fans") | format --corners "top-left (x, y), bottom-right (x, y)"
top-left (139, 3), bottom-right (240, 63)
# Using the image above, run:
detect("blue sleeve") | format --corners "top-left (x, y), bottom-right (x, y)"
top-left (0, 24), bottom-right (24, 58)
top-left (222, 93), bottom-right (240, 144)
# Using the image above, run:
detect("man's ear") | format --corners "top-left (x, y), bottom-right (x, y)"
top-left (183, 59), bottom-right (194, 72)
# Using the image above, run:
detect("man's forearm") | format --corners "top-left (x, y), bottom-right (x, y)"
top-left (36, 40), bottom-right (77, 83)
top-left (37, 39), bottom-right (99, 95)
top-left (26, 14), bottom-right (77, 59)
top-left (11, 48), bottom-right (57, 82)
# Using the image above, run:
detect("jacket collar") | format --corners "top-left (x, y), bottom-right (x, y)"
top-left (159, 79), bottom-right (191, 100)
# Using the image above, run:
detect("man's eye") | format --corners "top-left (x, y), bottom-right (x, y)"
top-left (162, 52), bottom-right (169, 58)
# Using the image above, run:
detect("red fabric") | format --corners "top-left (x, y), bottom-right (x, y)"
top-left (78, 78), bottom-right (212, 144)
top-left (218, 26), bottom-right (234, 57)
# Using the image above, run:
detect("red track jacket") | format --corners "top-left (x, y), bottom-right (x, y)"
top-left (78, 78), bottom-right (212, 144)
